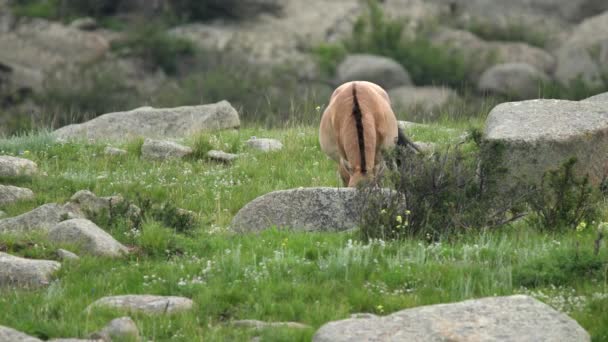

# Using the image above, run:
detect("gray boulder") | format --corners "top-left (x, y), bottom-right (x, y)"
top-left (0, 325), bottom-right (42, 342)
top-left (554, 12), bottom-right (608, 88)
top-left (0, 185), bottom-right (34, 206)
top-left (141, 139), bottom-right (193, 161)
top-left (313, 295), bottom-right (590, 342)
top-left (88, 295), bottom-right (194, 315)
top-left (0, 203), bottom-right (79, 234)
top-left (583, 92), bottom-right (608, 103)
top-left (0, 252), bottom-right (61, 289)
top-left (207, 150), bottom-right (239, 163)
top-left (53, 101), bottom-right (240, 141)
top-left (0, 156), bottom-right (38, 177)
top-left (484, 99), bottom-right (608, 185)
top-left (388, 86), bottom-right (458, 112)
top-left (232, 187), bottom-right (387, 233)
top-left (56, 249), bottom-right (79, 261)
top-left (478, 63), bottom-right (549, 99)
top-left (90, 317), bottom-right (140, 342)
top-left (48, 219), bottom-right (128, 258)
top-left (246, 137), bottom-right (283, 152)
top-left (64, 190), bottom-right (123, 219)
top-left (336, 54), bottom-right (412, 90)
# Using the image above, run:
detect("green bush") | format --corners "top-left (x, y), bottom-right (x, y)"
top-left (459, 19), bottom-right (549, 48)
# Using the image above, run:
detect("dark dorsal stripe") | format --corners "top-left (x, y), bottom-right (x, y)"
top-left (352, 83), bottom-right (367, 174)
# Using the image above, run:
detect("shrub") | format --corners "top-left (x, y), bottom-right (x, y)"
top-left (527, 158), bottom-right (600, 232)
top-left (358, 133), bottom-right (528, 241)
top-left (170, 0), bottom-right (282, 21)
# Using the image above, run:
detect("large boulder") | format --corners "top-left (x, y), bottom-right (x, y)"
top-left (335, 54), bottom-right (413, 90)
top-left (53, 101), bottom-right (240, 141)
top-left (0, 325), bottom-right (42, 342)
top-left (483, 99), bottom-right (608, 185)
top-left (87, 295), bottom-right (194, 315)
top-left (313, 295), bottom-right (590, 342)
top-left (583, 92), bottom-right (608, 103)
top-left (232, 187), bottom-right (375, 233)
top-left (0, 204), bottom-right (78, 234)
top-left (478, 63), bottom-right (550, 99)
top-left (0, 252), bottom-right (61, 289)
top-left (48, 219), bottom-right (128, 258)
top-left (0, 156), bottom-right (38, 177)
top-left (388, 86), bottom-right (458, 112)
top-left (0, 185), bottom-right (34, 206)
top-left (554, 12), bottom-right (608, 88)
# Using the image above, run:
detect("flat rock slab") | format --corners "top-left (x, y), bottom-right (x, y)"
top-left (53, 101), bottom-right (240, 141)
top-left (0, 325), bottom-right (41, 342)
top-left (232, 187), bottom-right (367, 233)
top-left (484, 99), bottom-right (608, 185)
top-left (313, 295), bottom-right (590, 342)
top-left (0, 203), bottom-right (79, 234)
top-left (207, 150), bottom-right (238, 163)
top-left (141, 139), bottom-right (193, 161)
top-left (0, 252), bottom-right (61, 289)
top-left (0, 156), bottom-right (38, 177)
top-left (246, 138), bottom-right (283, 152)
top-left (48, 219), bottom-right (128, 258)
top-left (0, 185), bottom-right (34, 206)
top-left (88, 295), bottom-right (194, 315)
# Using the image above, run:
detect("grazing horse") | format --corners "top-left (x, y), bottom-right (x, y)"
top-left (319, 81), bottom-right (415, 187)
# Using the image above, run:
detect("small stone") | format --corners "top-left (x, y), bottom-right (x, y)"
top-left (246, 138), bottom-right (283, 152)
top-left (0, 156), bottom-right (38, 177)
top-left (0, 185), bottom-right (34, 206)
top-left (207, 150), bottom-right (238, 163)
top-left (141, 139), bottom-right (193, 161)
top-left (56, 249), bottom-right (79, 261)
top-left (90, 317), bottom-right (140, 342)
top-left (87, 295), bottom-right (194, 315)
top-left (70, 17), bottom-right (98, 31)
top-left (0, 252), bottom-right (61, 289)
top-left (104, 146), bottom-right (127, 156)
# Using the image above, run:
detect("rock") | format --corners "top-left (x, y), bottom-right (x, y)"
top-left (232, 187), bottom-right (394, 233)
top-left (0, 203), bottom-right (79, 234)
top-left (313, 295), bottom-right (590, 342)
top-left (0, 325), bottom-right (42, 342)
top-left (232, 320), bottom-right (311, 330)
top-left (88, 295), bottom-right (194, 315)
top-left (554, 12), bottom-right (608, 88)
top-left (246, 138), bottom-right (283, 152)
top-left (583, 92), bottom-right (608, 103)
top-left (388, 86), bottom-right (458, 112)
top-left (70, 17), bottom-right (98, 31)
top-left (53, 101), bottom-right (240, 141)
top-left (483, 99), bottom-right (608, 185)
top-left (56, 249), bottom-right (79, 261)
top-left (64, 190), bottom-right (124, 219)
top-left (48, 219), bottom-right (128, 258)
top-left (336, 54), bottom-right (413, 90)
top-left (90, 317), bottom-right (140, 342)
top-left (413, 142), bottom-right (436, 153)
top-left (207, 150), bottom-right (239, 163)
top-left (0, 18), bottom-right (109, 92)
top-left (478, 63), bottom-right (549, 100)
top-left (0, 252), bottom-right (61, 289)
top-left (141, 139), bottom-right (193, 161)
top-left (0, 210), bottom-right (5, 218)
top-left (0, 156), bottom-right (38, 177)
top-left (0, 185), bottom-right (35, 206)
top-left (491, 42), bottom-right (556, 74)
top-left (104, 147), bottom-right (127, 156)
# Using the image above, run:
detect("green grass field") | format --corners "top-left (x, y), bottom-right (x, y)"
top-left (0, 122), bottom-right (607, 341)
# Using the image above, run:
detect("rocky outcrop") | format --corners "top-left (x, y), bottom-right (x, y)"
top-left (554, 12), bottom-right (608, 88)
top-left (478, 63), bottom-right (549, 99)
top-left (141, 139), bottom-right (193, 161)
top-left (313, 295), bottom-right (590, 342)
top-left (0, 185), bottom-right (34, 206)
top-left (0, 156), bottom-right (38, 177)
top-left (584, 92), bottom-right (608, 103)
top-left (388, 86), bottom-right (458, 111)
top-left (88, 295), bottom-right (194, 315)
top-left (48, 219), bottom-right (128, 258)
top-left (0, 252), bottom-right (61, 289)
top-left (232, 187), bottom-right (379, 233)
top-left (336, 54), bottom-right (413, 90)
top-left (484, 99), bottom-right (608, 185)
top-left (53, 101), bottom-right (240, 141)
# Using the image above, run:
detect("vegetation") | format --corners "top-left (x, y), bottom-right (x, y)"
top-left (0, 124), bottom-right (606, 340)
top-left (457, 19), bottom-right (549, 48)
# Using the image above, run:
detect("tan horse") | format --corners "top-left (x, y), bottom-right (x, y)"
top-left (320, 81), bottom-right (415, 187)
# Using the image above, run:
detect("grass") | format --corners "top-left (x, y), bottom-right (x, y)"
top-left (0, 121), bottom-right (607, 341)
